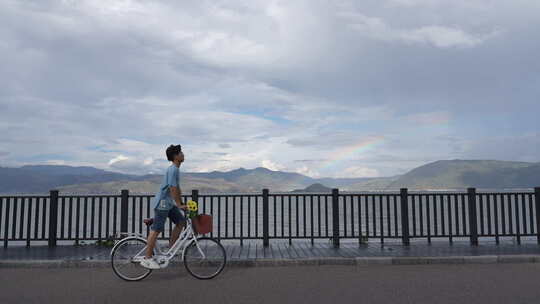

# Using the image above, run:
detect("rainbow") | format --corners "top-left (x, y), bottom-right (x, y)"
top-left (315, 135), bottom-right (385, 171)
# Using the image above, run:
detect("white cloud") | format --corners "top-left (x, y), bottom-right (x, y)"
top-left (261, 159), bottom-right (286, 171)
top-left (402, 26), bottom-right (498, 48)
top-left (404, 111), bottom-right (451, 125)
top-left (108, 155), bottom-right (129, 166)
top-left (342, 12), bottom-right (498, 48)
top-left (143, 157), bottom-right (153, 166)
top-left (107, 154), bottom-right (164, 174)
top-left (340, 166), bottom-right (380, 178)
top-left (461, 133), bottom-right (540, 163)
top-left (294, 165), bottom-right (321, 178)
top-left (44, 159), bottom-right (67, 165)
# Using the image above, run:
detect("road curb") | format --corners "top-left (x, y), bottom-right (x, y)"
top-left (0, 260), bottom-right (110, 268)
top-left (3, 255), bottom-right (540, 268)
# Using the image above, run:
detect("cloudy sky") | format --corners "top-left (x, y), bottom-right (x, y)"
top-left (1, 0), bottom-right (539, 178)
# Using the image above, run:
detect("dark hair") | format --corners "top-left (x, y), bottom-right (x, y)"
top-left (166, 144), bottom-right (182, 161)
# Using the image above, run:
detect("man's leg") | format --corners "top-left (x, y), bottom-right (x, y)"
top-left (168, 206), bottom-right (187, 247)
top-left (145, 230), bottom-right (160, 258)
top-left (169, 222), bottom-right (185, 248)
top-left (146, 209), bottom-right (167, 258)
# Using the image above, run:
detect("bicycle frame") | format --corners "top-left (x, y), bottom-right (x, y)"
top-left (116, 218), bottom-right (206, 266)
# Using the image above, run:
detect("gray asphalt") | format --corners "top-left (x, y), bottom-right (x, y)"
top-left (2, 264), bottom-right (540, 304)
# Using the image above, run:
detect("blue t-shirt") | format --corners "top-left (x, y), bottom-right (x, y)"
top-left (152, 164), bottom-right (180, 210)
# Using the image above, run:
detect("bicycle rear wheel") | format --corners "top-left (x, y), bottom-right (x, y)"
top-left (183, 237), bottom-right (226, 280)
top-left (111, 237), bottom-right (152, 281)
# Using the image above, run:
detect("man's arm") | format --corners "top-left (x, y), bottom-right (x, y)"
top-left (170, 186), bottom-right (187, 209)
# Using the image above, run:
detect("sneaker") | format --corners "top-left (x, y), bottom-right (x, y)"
top-left (140, 256), bottom-right (160, 269)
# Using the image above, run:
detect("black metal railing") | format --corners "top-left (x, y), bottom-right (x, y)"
top-left (1, 187), bottom-right (539, 248)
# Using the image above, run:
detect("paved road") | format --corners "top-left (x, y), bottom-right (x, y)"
top-left (2, 264), bottom-right (540, 304)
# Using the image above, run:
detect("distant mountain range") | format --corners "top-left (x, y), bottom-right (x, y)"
top-left (0, 164), bottom-right (383, 194)
top-left (0, 165), bottom-right (148, 194)
top-left (387, 159), bottom-right (540, 190)
top-left (0, 159), bottom-right (538, 194)
top-left (292, 183), bottom-right (333, 193)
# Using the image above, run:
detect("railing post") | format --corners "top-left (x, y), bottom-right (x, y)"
top-left (262, 189), bottom-right (269, 247)
top-left (332, 188), bottom-right (340, 248)
top-left (191, 189), bottom-right (199, 238)
top-left (120, 189), bottom-right (129, 234)
top-left (535, 187), bottom-right (540, 244)
top-left (3, 197), bottom-right (9, 248)
top-left (400, 188), bottom-right (410, 246)
top-left (48, 190), bottom-right (59, 247)
top-left (468, 187), bottom-right (479, 246)
top-left (191, 189), bottom-right (199, 203)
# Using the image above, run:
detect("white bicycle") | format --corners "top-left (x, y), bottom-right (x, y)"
top-left (110, 217), bottom-right (226, 281)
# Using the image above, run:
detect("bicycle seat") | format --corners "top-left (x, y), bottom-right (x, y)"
top-left (143, 218), bottom-right (154, 226)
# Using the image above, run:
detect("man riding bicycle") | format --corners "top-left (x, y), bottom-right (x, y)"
top-left (140, 144), bottom-right (188, 269)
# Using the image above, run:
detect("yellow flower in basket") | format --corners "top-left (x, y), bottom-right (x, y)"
top-left (187, 200), bottom-right (198, 212)
top-left (185, 200), bottom-right (199, 219)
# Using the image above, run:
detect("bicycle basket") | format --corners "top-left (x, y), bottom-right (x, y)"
top-left (192, 214), bottom-right (213, 235)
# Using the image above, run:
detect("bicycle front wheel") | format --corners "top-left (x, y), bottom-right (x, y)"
top-left (111, 237), bottom-right (152, 281)
top-left (183, 237), bottom-right (226, 280)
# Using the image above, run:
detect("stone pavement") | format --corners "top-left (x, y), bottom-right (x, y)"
top-left (1, 239), bottom-right (540, 265)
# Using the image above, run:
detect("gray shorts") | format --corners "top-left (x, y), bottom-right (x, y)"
top-left (150, 206), bottom-right (186, 232)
